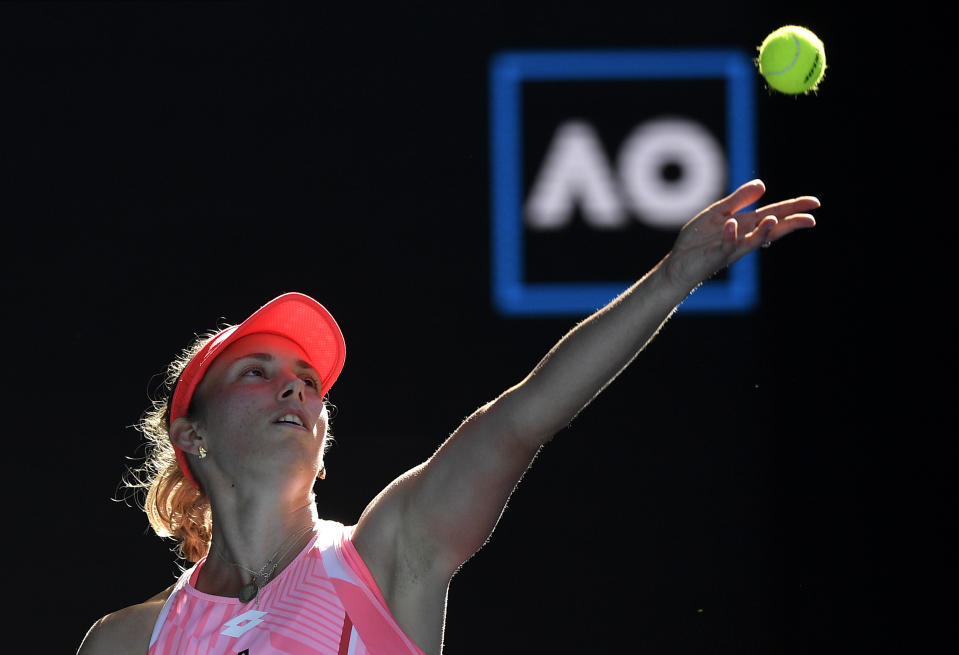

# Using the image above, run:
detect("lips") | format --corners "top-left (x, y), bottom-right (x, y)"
top-left (274, 412), bottom-right (308, 430)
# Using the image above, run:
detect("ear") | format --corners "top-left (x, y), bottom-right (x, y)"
top-left (169, 416), bottom-right (205, 456)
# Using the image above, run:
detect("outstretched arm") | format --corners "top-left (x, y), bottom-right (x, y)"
top-left (515, 178), bottom-right (819, 428)
top-left (352, 179), bottom-right (818, 650)
top-left (475, 179), bottom-right (817, 448)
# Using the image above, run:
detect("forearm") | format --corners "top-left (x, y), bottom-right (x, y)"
top-left (497, 253), bottom-right (695, 446)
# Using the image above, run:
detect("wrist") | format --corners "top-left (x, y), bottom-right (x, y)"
top-left (650, 254), bottom-right (701, 304)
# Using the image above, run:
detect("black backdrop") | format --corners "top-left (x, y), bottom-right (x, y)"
top-left (0, 2), bottom-right (947, 654)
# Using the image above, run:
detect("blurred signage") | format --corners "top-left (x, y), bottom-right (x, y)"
top-left (489, 50), bottom-right (757, 316)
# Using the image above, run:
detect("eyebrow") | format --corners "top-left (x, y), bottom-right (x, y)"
top-left (232, 352), bottom-right (319, 376)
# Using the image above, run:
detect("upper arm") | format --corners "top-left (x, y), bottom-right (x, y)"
top-left (77, 615), bottom-right (124, 655)
top-left (354, 387), bottom-right (547, 588)
top-left (76, 586), bottom-right (173, 655)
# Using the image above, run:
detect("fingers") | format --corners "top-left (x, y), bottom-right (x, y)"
top-left (713, 179), bottom-right (820, 221)
top-left (713, 179), bottom-right (767, 216)
top-left (722, 217), bottom-right (739, 244)
top-left (744, 215), bottom-right (779, 248)
top-left (733, 211), bottom-right (815, 252)
top-left (704, 181), bottom-right (819, 255)
top-left (764, 213), bottom-right (817, 243)
top-left (753, 195), bottom-right (821, 220)
top-left (721, 190), bottom-right (819, 242)
top-left (721, 216), bottom-right (760, 255)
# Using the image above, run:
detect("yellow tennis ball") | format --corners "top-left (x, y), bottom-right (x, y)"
top-left (757, 25), bottom-right (826, 94)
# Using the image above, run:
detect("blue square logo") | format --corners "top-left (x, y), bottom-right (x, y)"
top-left (489, 50), bottom-right (757, 316)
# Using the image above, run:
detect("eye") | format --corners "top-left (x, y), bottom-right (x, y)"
top-left (241, 366), bottom-right (266, 378)
top-left (303, 376), bottom-right (321, 390)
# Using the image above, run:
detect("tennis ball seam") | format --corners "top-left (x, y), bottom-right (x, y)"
top-left (763, 34), bottom-right (801, 77)
top-left (803, 52), bottom-right (823, 85)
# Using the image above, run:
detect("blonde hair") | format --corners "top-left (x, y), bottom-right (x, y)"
top-left (124, 330), bottom-right (219, 563)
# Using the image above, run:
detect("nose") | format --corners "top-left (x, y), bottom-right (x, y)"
top-left (279, 376), bottom-right (305, 403)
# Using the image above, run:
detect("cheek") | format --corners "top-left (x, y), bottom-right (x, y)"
top-left (196, 389), bottom-right (260, 440)
top-left (313, 407), bottom-right (329, 439)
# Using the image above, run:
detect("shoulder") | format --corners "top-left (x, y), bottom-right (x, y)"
top-left (76, 585), bottom-right (175, 655)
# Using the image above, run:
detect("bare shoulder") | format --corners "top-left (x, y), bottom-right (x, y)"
top-left (76, 584), bottom-right (175, 655)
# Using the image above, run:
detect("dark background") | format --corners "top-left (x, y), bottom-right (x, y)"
top-left (0, 2), bottom-right (947, 653)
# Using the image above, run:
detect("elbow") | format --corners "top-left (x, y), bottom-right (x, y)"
top-left (483, 387), bottom-right (566, 453)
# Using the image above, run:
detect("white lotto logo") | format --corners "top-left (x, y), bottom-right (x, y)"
top-left (525, 117), bottom-right (725, 231)
top-left (220, 609), bottom-right (268, 637)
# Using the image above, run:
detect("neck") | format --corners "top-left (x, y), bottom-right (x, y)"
top-left (197, 494), bottom-right (319, 600)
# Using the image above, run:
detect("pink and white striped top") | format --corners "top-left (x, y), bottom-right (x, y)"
top-left (149, 520), bottom-right (426, 655)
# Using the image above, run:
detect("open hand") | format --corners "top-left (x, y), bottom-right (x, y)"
top-left (663, 179), bottom-right (819, 289)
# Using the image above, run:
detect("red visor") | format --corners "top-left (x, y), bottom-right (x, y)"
top-left (169, 293), bottom-right (346, 489)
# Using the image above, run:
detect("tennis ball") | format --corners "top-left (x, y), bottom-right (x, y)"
top-left (757, 25), bottom-right (826, 94)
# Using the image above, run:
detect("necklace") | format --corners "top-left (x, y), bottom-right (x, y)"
top-left (212, 523), bottom-right (316, 604)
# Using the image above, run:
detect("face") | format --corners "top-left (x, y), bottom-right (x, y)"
top-left (190, 332), bottom-right (330, 489)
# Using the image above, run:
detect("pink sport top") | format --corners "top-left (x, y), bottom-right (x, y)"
top-left (149, 520), bottom-right (426, 655)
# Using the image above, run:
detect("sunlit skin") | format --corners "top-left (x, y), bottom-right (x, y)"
top-left (76, 180), bottom-right (819, 655)
top-left (171, 333), bottom-right (330, 599)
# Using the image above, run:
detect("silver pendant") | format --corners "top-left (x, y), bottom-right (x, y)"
top-left (239, 580), bottom-right (259, 603)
